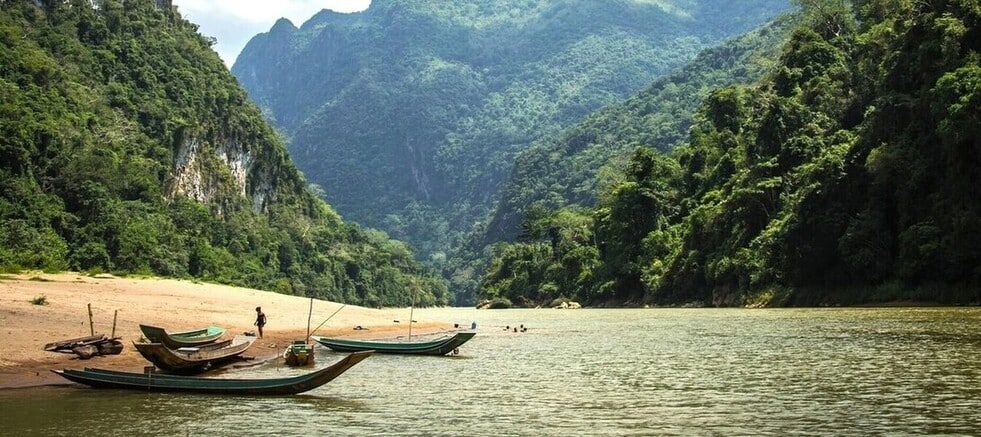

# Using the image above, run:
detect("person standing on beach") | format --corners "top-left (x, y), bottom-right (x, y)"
top-left (254, 306), bottom-right (266, 338)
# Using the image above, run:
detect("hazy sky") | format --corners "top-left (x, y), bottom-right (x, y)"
top-left (172, 0), bottom-right (371, 68)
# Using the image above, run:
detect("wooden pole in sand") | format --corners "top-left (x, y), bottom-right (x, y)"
top-left (87, 303), bottom-right (94, 336)
top-left (408, 284), bottom-right (416, 341)
top-left (306, 297), bottom-right (313, 341)
top-left (111, 310), bottom-right (118, 338)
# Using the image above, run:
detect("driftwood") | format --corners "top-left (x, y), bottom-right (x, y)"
top-left (45, 334), bottom-right (124, 358)
top-left (72, 345), bottom-right (99, 359)
top-left (45, 334), bottom-right (105, 352)
top-left (97, 339), bottom-right (124, 355)
top-left (44, 334), bottom-right (107, 352)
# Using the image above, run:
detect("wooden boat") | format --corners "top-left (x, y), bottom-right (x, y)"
top-left (283, 340), bottom-right (316, 366)
top-left (139, 324), bottom-right (225, 348)
top-left (51, 351), bottom-right (373, 395)
top-left (134, 336), bottom-right (255, 373)
top-left (284, 298), bottom-right (317, 366)
top-left (311, 332), bottom-right (475, 355)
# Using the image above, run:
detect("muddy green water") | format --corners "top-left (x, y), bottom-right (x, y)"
top-left (2, 307), bottom-right (979, 436)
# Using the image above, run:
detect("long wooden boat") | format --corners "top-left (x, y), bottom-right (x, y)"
top-left (311, 332), bottom-right (475, 355)
top-left (139, 324), bottom-right (225, 348)
top-left (134, 336), bottom-right (255, 373)
top-left (52, 351), bottom-right (373, 395)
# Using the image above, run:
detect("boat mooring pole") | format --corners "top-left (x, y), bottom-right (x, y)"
top-left (408, 286), bottom-right (416, 341)
top-left (309, 304), bottom-right (346, 338)
top-left (111, 310), bottom-right (118, 338)
top-left (87, 303), bottom-right (94, 336)
top-left (306, 297), bottom-right (313, 341)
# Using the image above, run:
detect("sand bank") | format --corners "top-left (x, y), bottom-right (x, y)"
top-left (0, 272), bottom-right (454, 388)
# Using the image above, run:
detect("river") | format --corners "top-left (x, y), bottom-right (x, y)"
top-left (2, 307), bottom-right (979, 436)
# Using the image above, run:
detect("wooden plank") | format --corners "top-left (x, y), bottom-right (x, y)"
top-left (44, 334), bottom-right (106, 351)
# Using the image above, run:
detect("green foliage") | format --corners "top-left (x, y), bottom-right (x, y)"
top-left (233, 0), bottom-right (792, 304)
top-left (30, 295), bottom-right (48, 305)
top-left (479, 206), bottom-right (602, 306)
top-left (480, 1), bottom-right (981, 306)
top-left (464, 17), bottom-right (797, 304)
top-left (0, 0), bottom-right (448, 307)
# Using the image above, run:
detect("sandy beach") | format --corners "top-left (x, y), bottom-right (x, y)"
top-left (0, 272), bottom-right (454, 389)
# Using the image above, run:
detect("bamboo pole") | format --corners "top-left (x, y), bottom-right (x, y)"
top-left (306, 297), bottom-right (313, 341)
top-left (111, 310), bottom-right (118, 338)
top-left (87, 303), bottom-right (94, 336)
top-left (308, 304), bottom-right (346, 338)
top-left (408, 285), bottom-right (416, 341)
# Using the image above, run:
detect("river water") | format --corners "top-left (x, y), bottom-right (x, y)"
top-left (2, 307), bottom-right (980, 436)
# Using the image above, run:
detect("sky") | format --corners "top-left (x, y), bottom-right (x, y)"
top-left (172, 0), bottom-right (371, 68)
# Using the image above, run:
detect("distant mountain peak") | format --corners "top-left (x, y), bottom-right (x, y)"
top-left (270, 17), bottom-right (298, 33)
top-left (232, 0), bottom-right (792, 304)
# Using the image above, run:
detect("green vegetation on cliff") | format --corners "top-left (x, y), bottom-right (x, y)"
top-left (479, 0), bottom-right (980, 307)
top-left (455, 18), bottom-right (795, 304)
top-left (232, 0), bottom-right (792, 306)
top-left (0, 0), bottom-right (448, 306)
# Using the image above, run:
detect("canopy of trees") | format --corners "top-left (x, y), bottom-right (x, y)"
top-left (459, 17), bottom-right (796, 304)
top-left (0, 0), bottom-right (449, 307)
top-left (232, 0), bottom-right (792, 304)
top-left (479, 0), bottom-right (980, 307)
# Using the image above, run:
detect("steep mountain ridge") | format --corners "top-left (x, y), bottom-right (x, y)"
top-left (233, 0), bottom-right (792, 287)
top-left (482, 17), bottom-right (796, 248)
top-left (0, 0), bottom-right (447, 306)
top-left (478, 1), bottom-right (980, 307)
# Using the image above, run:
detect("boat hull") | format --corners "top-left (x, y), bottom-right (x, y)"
top-left (134, 336), bottom-right (255, 373)
top-left (311, 332), bottom-right (475, 355)
top-left (52, 351), bottom-right (373, 395)
top-left (284, 341), bottom-right (316, 366)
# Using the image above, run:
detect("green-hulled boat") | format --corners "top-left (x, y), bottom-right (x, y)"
top-left (52, 351), bottom-right (372, 395)
top-left (311, 332), bottom-right (475, 356)
top-left (284, 340), bottom-right (316, 366)
top-left (139, 324), bottom-right (225, 348)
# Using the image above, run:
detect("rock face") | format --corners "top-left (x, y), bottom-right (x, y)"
top-left (170, 137), bottom-right (276, 214)
top-left (475, 299), bottom-right (583, 309)
top-left (712, 286), bottom-right (738, 307)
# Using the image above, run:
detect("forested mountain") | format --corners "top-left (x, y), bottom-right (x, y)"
top-left (232, 0), bottom-right (792, 294)
top-left (0, 0), bottom-right (449, 307)
top-left (480, 0), bottom-right (980, 307)
top-left (475, 16), bottom-right (796, 259)
top-left (448, 17), bottom-right (797, 304)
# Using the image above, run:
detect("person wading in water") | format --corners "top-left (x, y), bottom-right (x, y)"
top-left (254, 306), bottom-right (267, 338)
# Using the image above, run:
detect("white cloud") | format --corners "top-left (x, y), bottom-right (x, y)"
top-left (172, 0), bottom-right (371, 68)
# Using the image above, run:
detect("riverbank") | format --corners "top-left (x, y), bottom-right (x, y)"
top-left (0, 272), bottom-right (456, 389)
